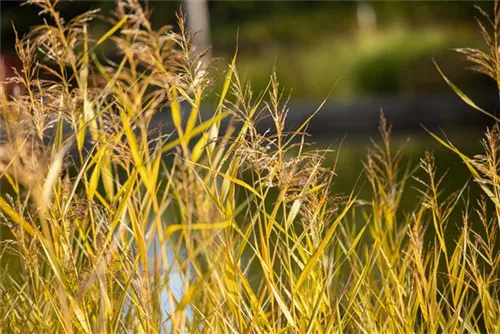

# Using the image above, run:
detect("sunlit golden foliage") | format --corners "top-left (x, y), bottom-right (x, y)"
top-left (0, 1), bottom-right (499, 333)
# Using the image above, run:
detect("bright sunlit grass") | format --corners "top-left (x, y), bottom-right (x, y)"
top-left (0, 1), bottom-right (499, 333)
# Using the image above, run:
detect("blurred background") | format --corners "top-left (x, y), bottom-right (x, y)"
top-left (1, 1), bottom-right (497, 127)
top-left (2, 1), bottom-right (494, 93)
top-left (0, 0), bottom-right (498, 136)
top-left (1, 0), bottom-right (498, 189)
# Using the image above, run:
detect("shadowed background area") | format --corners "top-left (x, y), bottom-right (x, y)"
top-left (1, 1), bottom-right (495, 98)
top-left (1, 0), bottom-right (498, 183)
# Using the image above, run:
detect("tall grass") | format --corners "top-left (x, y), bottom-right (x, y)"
top-left (0, 1), bottom-right (499, 333)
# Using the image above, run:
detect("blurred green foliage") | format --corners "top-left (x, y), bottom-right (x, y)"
top-left (209, 0), bottom-right (492, 26)
top-left (1, 1), bottom-right (490, 98)
top-left (1, 1), bottom-right (484, 49)
top-left (219, 26), bottom-right (487, 99)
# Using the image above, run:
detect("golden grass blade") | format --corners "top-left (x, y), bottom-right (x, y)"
top-left (0, 197), bottom-right (41, 239)
top-left (96, 15), bottom-right (128, 47)
top-left (295, 194), bottom-right (356, 291)
top-left (185, 93), bottom-right (201, 135)
top-left (434, 60), bottom-right (500, 122)
top-left (161, 111), bottom-right (230, 153)
top-left (425, 128), bottom-right (500, 203)
top-left (163, 220), bottom-right (231, 240)
top-left (186, 160), bottom-right (264, 200)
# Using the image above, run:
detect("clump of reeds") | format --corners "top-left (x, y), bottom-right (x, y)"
top-left (0, 0), bottom-right (499, 333)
